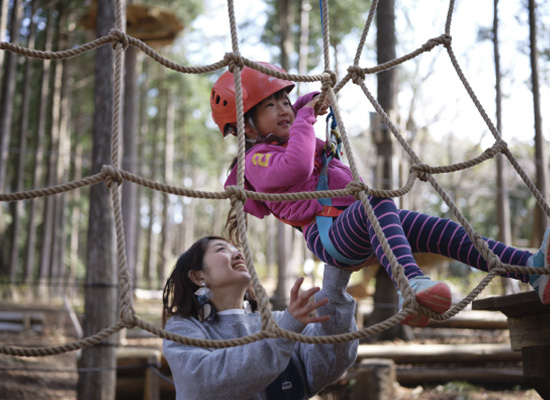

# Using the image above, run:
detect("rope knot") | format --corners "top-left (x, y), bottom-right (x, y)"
top-left (493, 139), bottom-right (508, 153)
top-left (102, 165), bottom-right (123, 189)
top-left (224, 53), bottom-right (244, 73)
top-left (348, 66), bottom-right (365, 84)
top-left (322, 69), bottom-right (338, 88)
top-left (109, 29), bottom-right (129, 51)
top-left (410, 163), bottom-right (430, 182)
top-left (225, 185), bottom-right (247, 205)
top-left (346, 181), bottom-right (369, 199)
top-left (439, 34), bottom-right (452, 47)
top-left (485, 252), bottom-right (500, 271)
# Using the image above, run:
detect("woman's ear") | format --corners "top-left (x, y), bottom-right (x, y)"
top-left (188, 270), bottom-right (204, 286)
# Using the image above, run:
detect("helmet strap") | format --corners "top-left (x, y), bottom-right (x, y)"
top-left (244, 116), bottom-right (288, 145)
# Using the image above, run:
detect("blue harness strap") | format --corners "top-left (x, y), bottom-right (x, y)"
top-left (315, 110), bottom-right (369, 266)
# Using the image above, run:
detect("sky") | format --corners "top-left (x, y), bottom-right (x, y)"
top-left (184, 0), bottom-right (549, 149)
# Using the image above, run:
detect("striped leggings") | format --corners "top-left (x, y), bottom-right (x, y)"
top-left (304, 197), bottom-right (532, 285)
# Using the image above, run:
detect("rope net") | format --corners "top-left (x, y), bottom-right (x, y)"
top-left (1, 0), bottom-right (549, 357)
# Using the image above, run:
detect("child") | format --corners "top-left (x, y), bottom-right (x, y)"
top-left (163, 236), bottom-right (358, 400)
top-left (211, 62), bottom-right (550, 326)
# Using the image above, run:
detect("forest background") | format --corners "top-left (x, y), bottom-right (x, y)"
top-left (0, 0), bottom-right (549, 316)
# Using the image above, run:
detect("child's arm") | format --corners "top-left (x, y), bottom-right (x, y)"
top-left (292, 92), bottom-right (320, 113)
top-left (293, 92), bottom-right (330, 115)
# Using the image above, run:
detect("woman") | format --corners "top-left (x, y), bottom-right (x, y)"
top-left (162, 236), bottom-right (358, 400)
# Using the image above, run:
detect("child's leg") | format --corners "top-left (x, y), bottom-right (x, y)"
top-left (305, 198), bottom-right (451, 326)
top-left (304, 199), bottom-right (423, 280)
top-left (397, 209), bottom-right (532, 283)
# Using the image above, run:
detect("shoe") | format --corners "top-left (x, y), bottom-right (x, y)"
top-left (527, 227), bottom-right (550, 305)
top-left (398, 276), bottom-right (452, 327)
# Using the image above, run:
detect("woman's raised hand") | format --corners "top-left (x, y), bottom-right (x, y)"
top-left (287, 277), bottom-right (331, 325)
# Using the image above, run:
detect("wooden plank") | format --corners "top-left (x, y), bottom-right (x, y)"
top-left (115, 348), bottom-right (161, 400)
top-left (472, 292), bottom-right (549, 317)
top-left (0, 311), bottom-right (44, 332)
top-left (348, 359), bottom-right (396, 400)
top-left (0, 311), bottom-right (45, 324)
top-left (508, 314), bottom-right (550, 351)
top-left (356, 343), bottom-right (521, 364)
top-left (426, 310), bottom-right (508, 330)
top-left (0, 321), bottom-right (25, 332)
top-left (358, 305), bottom-right (509, 330)
top-left (395, 366), bottom-right (524, 386)
top-left (116, 348), bottom-right (161, 367)
top-left (522, 346), bottom-right (550, 399)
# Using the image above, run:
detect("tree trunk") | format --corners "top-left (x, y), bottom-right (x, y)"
top-left (38, 6), bottom-right (63, 298)
top-left (297, 0), bottom-right (310, 96)
top-left (367, 0), bottom-right (412, 341)
top-left (122, 45), bottom-right (138, 284)
top-left (68, 123), bottom-right (83, 298)
top-left (0, 0), bottom-right (22, 273)
top-left (0, 0), bottom-right (9, 73)
top-left (143, 80), bottom-right (164, 289)
top-left (134, 57), bottom-right (150, 287)
top-left (24, 9), bottom-right (54, 297)
top-left (160, 89), bottom-right (175, 286)
top-left (272, 0), bottom-right (295, 310)
top-left (493, 0), bottom-right (518, 295)
top-left (10, 0), bottom-right (36, 289)
top-left (528, 0), bottom-right (548, 245)
top-left (53, 13), bottom-right (74, 297)
top-left (47, 4), bottom-right (69, 297)
top-left (77, 0), bottom-right (118, 398)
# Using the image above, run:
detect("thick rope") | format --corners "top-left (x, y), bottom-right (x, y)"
top-left (0, 0), bottom-right (549, 357)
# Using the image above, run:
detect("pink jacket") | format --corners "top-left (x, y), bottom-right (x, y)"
top-left (224, 92), bottom-right (357, 225)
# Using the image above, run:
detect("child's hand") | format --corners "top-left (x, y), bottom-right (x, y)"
top-left (287, 277), bottom-right (330, 325)
top-left (304, 96), bottom-right (330, 116)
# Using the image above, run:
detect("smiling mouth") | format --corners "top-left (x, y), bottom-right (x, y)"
top-left (233, 263), bottom-right (248, 271)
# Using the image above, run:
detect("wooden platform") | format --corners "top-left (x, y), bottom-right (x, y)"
top-left (473, 291), bottom-right (550, 399)
top-left (0, 311), bottom-right (44, 333)
top-left (357, 342), bottom-right (521, 364)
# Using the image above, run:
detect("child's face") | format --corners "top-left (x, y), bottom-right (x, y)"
top-left (253, 94), bottom-right (295, 139)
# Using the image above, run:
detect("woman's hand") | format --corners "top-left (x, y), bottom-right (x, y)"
top-left (287, 277), bottom-right (330, 325)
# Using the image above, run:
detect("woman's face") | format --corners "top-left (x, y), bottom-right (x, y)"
top-left (252, 94), bottom-right (295, 139)
top-left (200, 239), bottom-right (251, 291)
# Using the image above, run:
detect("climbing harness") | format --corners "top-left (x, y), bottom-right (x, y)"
top-left (314, 109), bottom-right (372, 266)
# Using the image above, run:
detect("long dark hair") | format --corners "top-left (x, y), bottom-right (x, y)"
top-left (162, 236), bottom-right (257, 326)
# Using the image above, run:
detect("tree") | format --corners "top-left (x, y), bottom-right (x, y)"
top-left (271, 0), bottom-right (295, 311)
top-left (24, 6), bottom-right (54, 297)
top-left (8, 0), bottom-right (28, 289)
top-left (491, 0), bottom-right (519, 295)
top-left (77, 0), bottom-right (119, 398)
top-left (0, 0), bottom-right (22, 273)
top-left (528, 0), bottom-right (548, 245)
top-left (366, 0), bottom-right (413, 341)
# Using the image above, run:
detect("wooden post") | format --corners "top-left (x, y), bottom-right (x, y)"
top-left (473, 291), bottom-right (550, 399)
top-left (116, 348), bottom-right (161, 400)
top-left (349, 358), bottom-right (396, 400)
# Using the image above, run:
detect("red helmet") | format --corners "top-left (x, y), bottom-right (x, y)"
top-left (210, 62), bottom-right (295, 137)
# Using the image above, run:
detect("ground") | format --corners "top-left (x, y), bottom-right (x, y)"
top-left (0, 300), bottom-right (542, 400)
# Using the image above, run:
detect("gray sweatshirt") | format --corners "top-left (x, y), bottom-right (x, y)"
top-left (163, 265), bottom-right (358, 400)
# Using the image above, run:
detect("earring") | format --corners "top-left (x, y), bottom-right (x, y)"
top-left (194, 282), bottom-right (213, 321)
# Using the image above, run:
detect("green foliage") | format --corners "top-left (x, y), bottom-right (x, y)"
top-left (262, 0), bottom-right (370, 70)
